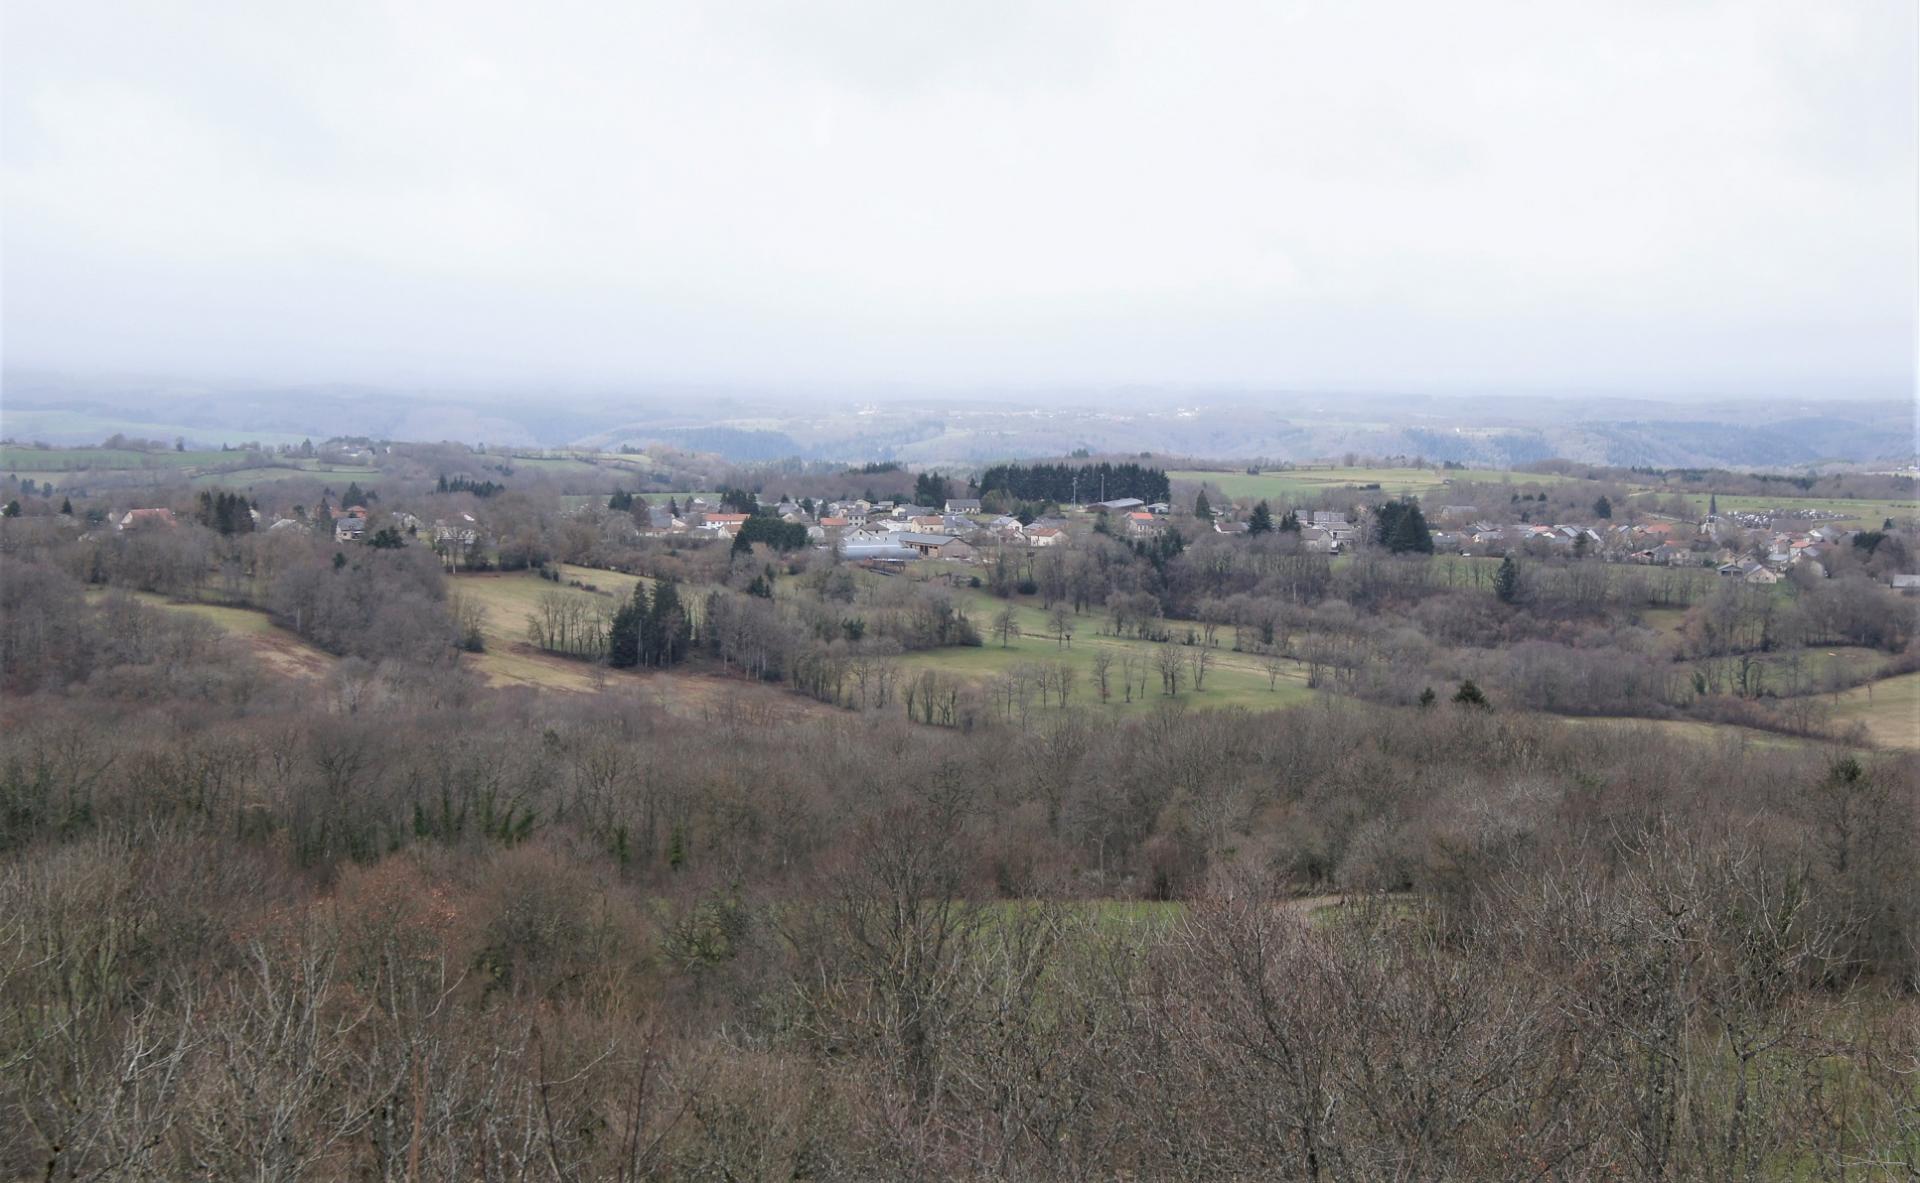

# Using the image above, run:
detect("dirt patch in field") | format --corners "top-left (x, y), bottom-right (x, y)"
top-left (247, 631), bottom-right (336, 680)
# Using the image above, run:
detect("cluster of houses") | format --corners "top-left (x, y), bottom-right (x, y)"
top-left (101, 478), bottom-right (1909, 589)
top-left (1711, 523), bottom-right (1853, 583)
top-left (620, 493), bottom-right (1122, 563)
top-left (835, 498), bottom-right (1081, 563)
top-left (1182, 494), bottom-right (1884, 588)
top-left (1431, 514), bottom-right (1862, 581)
top-left (1430, 519), bottom-right (1608, 555)
top-left (261, 501), bottom-right (380, 544)
top-left (1207, 509), bottom-right (1361, 550)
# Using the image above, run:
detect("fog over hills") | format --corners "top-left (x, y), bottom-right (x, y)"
top-left (2, 370), bottom-right (1912, 471)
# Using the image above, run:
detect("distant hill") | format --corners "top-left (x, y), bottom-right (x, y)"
top-left (3, 370), bottom-right (1911, 470)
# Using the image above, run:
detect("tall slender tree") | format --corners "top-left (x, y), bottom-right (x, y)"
top-left (1495, 553), bottom-right (1521, 604)
top-left (608, 583), bottom-right (646, 668)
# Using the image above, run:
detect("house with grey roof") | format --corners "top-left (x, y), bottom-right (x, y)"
top-left (898, 532), bottom-right (976, 560)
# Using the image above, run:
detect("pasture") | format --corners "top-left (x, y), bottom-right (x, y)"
top-left (1830, 671), bottom-right (1920, 750)
top-left (3, 446), bottom-right (233, 471)
top-left (448, 565), bottom-right (844, 721)
top-left (1557, 716), bottom-right (1818, 752)
top-left (2, 444), bottom-right (382, 493)
top-left (189, 464), bottom-right (382, 488)
top-left (0, 408), bottom-right (313, 450)
top-left (886, 575), bottom-right (1317, 716)
top-left (1629, 490), bottom-right (1918, 531)
top-left (85, 590), bottom-right (336, 680)
top-left (449, 564), bottom-right (645, 692)
top-left (1169, 466), bottom-right (1565, 503)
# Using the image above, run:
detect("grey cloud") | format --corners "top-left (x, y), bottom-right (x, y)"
top-left (2, 0), bottom-right (1912, 398)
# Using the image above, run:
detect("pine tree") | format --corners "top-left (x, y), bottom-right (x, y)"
top-left (1386, 500), bottom-right (1434, 554)
top-left (1373, 501), bottom-right (1402, 546)
top-left (1494, 553), bottom-right (1520, 604)
top-left (1248, 501), bottom-right (1273, 534)
top-left (1708, 493), bottom-right (1719, 518)
top-left (1592, 495), bottom-right (1612, 519)
top-left (1193, 491), bottom-right (1212, 522)
top-left (607, 584), bottom-right (646, 668)
top-left (1453, 679), bottom-right (1489, 709)
top-left (646, 580), bottom-right (690, 667)
top-left (914, 471), bottom-right (949, 505)
top-left (1418, 687), bottom-right (1436, 709)
top-left (1278, 509), bottom-right (1301, 533)
top-left (59, 497), bottom-right (72, 515)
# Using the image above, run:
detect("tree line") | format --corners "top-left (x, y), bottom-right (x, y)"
top-left (977, 461), bottom-right (1170, 505)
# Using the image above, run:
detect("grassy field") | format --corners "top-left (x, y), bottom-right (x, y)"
top-left (3, 445), bottom-right (237, 470)
top-left (498, 455), bottom-right (650, 479)
top-left (1169, 466), bottom-right (1566, 503)
top-left (86, 590), bottom-right (336, 679)
top-left (449, 565), bottom-right (847, 721)
top-left (1829, 671), bottom-right (1920, 749)
top-left (1168, 465), bottom-right (1917, 532)
top-left (2, 445), bottom-right (382, 492)
top-left (448, 563), bottom-right (1315, 717)
top-left (1629, 490), bottom-right (1918, 530)
top-left (0, 410), bottom-right (314, 450)
top-left (1558, 716), bottom-right (1819, 751)
top-left (189, 464), bottom-right (382, 488)
top-left (97, 567), bottom-right (834, 721)
top-left (450, 565), bottom-right (644, 692)
top-left (884, 573), bottom-right (1316, 716)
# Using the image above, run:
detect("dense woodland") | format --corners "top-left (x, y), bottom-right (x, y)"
top-left (976, 461), bottom-right (1172, 505)
top-left (1, 445), bottom-right (1917, 1178)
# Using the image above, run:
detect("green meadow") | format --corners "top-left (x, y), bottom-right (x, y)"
top-left (1628, 489), bottom-right (1918, 530)
top-left (884, 576), bottom-right (1316, 716)
top-left (1168, 466), bottom-right (1566, 503)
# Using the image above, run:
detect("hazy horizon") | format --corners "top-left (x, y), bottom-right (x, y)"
top-left (5, 0), bottom-right (1916, 398)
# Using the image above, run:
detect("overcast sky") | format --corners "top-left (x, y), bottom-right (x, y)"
top-left (3, 0), bottom-right (1915, 398)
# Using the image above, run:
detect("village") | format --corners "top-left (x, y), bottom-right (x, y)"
top-left (85, 467), bottom-right (1914, 595)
